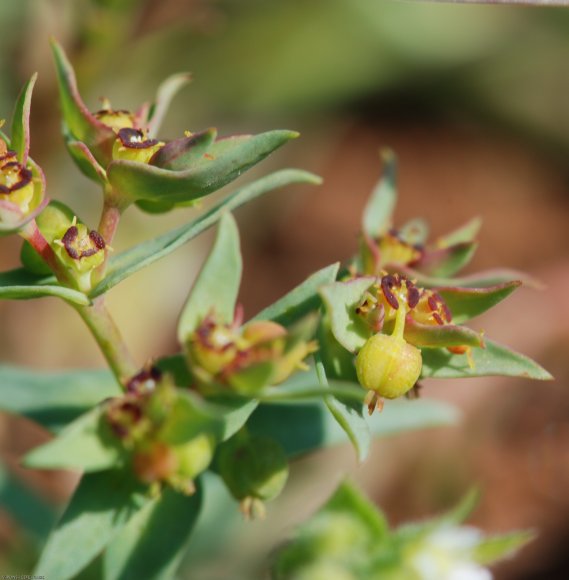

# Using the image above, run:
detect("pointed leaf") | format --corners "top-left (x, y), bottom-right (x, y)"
top-left (315, 350), bottom-right (370, 462)
top-left (107, 130), bottom-right (299, 206)
top-left (91, 169), bottom-right (321, 297)
top-left (50, 38), bottom-right (115, 163)
top-left (34, 470), bottom-right (151, 580)
top-left (319, 277), bottom-right (376, 352)
top-left (104, 484), bottom-right (202, 580)
top-left (473, 530), bottom-right (535, 565)
top-left (150, 128), bottom-right (216, 171)
top-left (251, 263), bottom-right (339, 326)
top-left (404, 318), bottom-right (484, 348)
top-left (146, 72), bottom-right (192, 138)
top-left (436, 216), bottom-right (482, 248)
top-left (439, 488), bottom-right (481, 525)
top-left (421, 338), bottom-right (552, 380)
top-left (0, 365), bottom-right (119, 432)
top-left (11, 73), bottom-right (37, 164)
top-left (24, 406), bottom-right (126, 472)
top-left (362, 149), bottom-right (397, 238)
top-left (438, 281), bottom-right (521, 324)
top-left (417, 242), bottom-right (478, 278)
top-left (178, 212), bottom-right (241, 341)
top-left (397, 266), bottom-right (541, 290)
top-left (0, 268), bottom-right (90, 305)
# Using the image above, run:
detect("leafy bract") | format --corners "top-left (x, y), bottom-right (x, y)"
top-left (107, 130), bottom-right (299, 207)
top-left (24, 406), bottom-right (126, 472)
top-left (473, 530), bottom-right (536, 565)
top-left (319, 277), bottom-right (376, 353)
top-left (91, 169), bottom-right (321, 297)
top-left (146, 72), bottom-right (192, 138)
top-left (315, 351), bottom-right (370, 462)
top-left (421, 339), bottom-right (552, 381)
top-left (34, 470), bottom-right (150, 580)
top-left (104, 485), bottom-right (202, 580)
top-left (252, 263), bottom-right (339, 326)
top-left (177, 212), bottom-right (241, 341)
top-left (0, 268), bottom-right (89, 305)
top-left (438, 281), bottom-right (521, 324)
top-left (11, 72), bottom-right (36, 165)
top-left (416, 242), bottom-right (478, 279)
top-left (0, 365), bottom-right (119, 432)
top-left (362, 149), bottom-right (397, 238)
top-left (436, 217), bottom-right (482, 248)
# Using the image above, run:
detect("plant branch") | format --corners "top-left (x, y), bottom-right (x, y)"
top-left (74, 297), bottom-right (138, 385)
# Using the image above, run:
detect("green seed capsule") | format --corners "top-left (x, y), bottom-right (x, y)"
top-left (355, 333), bottom-right (422, 399)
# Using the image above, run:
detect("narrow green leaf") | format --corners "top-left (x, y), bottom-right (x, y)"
top-left (0, 268), bottom-right (90, 305)
top-left (421, 338), bottom-right (552, 380)
top-left (24, 406), bottom-right (126, 472)
top-left (0, 365), bottom-right (119, 432)
top-left (248, 396), bottom-right (459, 458)
top-left (438, 281), bottom-right (521, 324)
top-left (11, 73), bottom-right (37, 165)
top-left (252, 263), bottom-right (339, 326)
top-left (439, 488), bottom-right (481, 525)
top-left (104, 485), bottom-right (202, 580)
top-left (0, 462), bottom-right (56, 539)
top-left (398, 266), bottom-right (541, 290)
top-left (319, 277), bottom-right (375, 352)
top-left (315, 339), bottom-right (370, 462)
top-left (146, 72), bottom-right (192, 138)
top-left (177, 212), bottom-right (241, 341)
top-left (34, 470), bottom-right (150, 580)
top-left (473, 530), bottom-right (535, 565)
top-left (436, 216), bottom-right (482, 248)
top-left (50, 38), bottom-right (115, 163)
top-left (107, 130), bottom-right (299, 206)
top-left (91, 169), bottom-right (321, 297)
top-left (362, 149), bottom-right (397, 238)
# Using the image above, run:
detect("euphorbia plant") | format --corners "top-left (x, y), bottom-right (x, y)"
top-left (0, 41), bottom-right (551, 579)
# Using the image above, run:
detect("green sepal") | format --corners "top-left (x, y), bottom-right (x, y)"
top-left (23, 406), bottom-right (127, 472)
top-left (362, 148), bottom-right (397, 238)
top-left (91, 169), bottom-right (321, 297)
top-left (11, 72), bottom-right (37, 165)
top-left (103, 484), bottom-right (202, 580)
top-left (177, 212), bottom-right (241, 341)
top-left (107, 130), bottom-right (299, 208)
top-left (421, 338), bottom-right (553, 381)
top-left (33, 469), bottom-right (151, 580)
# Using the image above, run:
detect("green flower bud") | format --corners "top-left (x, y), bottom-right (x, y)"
top-left (355, 303), bottom-right (422, 413)
top-left (355, 333), bottom-right (421, 400)
top-left (169, 432), bottom-right (216, 493)
top-left (52, 219), bottom-right (107, 292)
top-left (218, 433), bottom-right (289, 518)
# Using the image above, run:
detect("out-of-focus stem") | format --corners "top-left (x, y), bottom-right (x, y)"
top-left (75, 297), bottom-right (138, 385)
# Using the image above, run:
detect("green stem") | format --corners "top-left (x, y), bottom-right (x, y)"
top-left (74, 297), bottom-right (138, 385)
top-left (93, 199), bottom-right (122, 284)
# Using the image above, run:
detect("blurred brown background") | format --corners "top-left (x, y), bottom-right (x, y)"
top-left (1, 0), bottom-right (569, 577)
